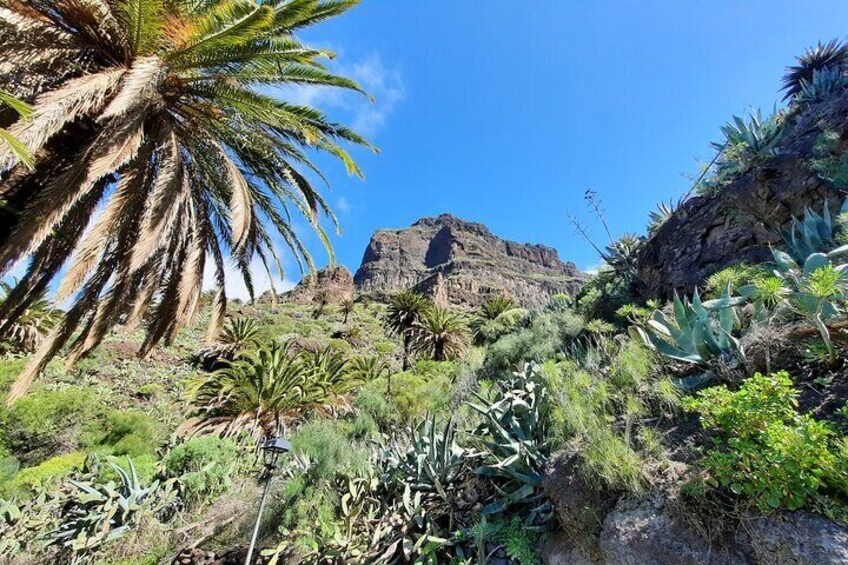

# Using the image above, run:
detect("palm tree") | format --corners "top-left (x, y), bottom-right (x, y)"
top-left (312, 289), bottom-right (331, 319)
top-left (412, 305), bottom-right (469, 362)
top-left (191, 316), bottom-right (263, 371)
top-left (0, 0), bottom-right (372, 403)
top-left (183, 341), bottom-right (360, 438)
top-left (385, 290), bottom-right (430, 371)
top-left (340, 298), bottom-right (355, 324)
top-left (0, 281), bottom-right (61, 353)
top-left (470, 294), bottom-right (524, 345)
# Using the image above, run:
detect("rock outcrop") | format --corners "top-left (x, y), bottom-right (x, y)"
top-left (353, 214), bottom-right (582, 308)
top-left (637, 93), bottom-right (848, 297)
top-left (274, 266), bottom-right (355, 305)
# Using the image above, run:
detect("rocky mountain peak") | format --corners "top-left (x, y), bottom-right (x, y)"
top-left (354, 213), bottom-right (582, 308)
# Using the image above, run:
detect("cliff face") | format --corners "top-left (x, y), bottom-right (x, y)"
top-left (353, 214), bottom-right (582, 308)
top-left (637, 93), bottom-right (848, 297)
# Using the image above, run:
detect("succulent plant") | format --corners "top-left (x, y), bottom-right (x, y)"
top-left (383, 414), bottom-right (468, 501)
top-left (631, 286), bottom-right (745, 368)
top-left (782, 39), bottom-right (848, 100)
top-left (779, 199), bottom-right (848, 263)
top-left (469, 363), bottom-right (552, 526)
top-left (47, 459), bottom-right (159, 563)
top-left (712, 110), bottom-right (783, 178)
top-left (795, 67), bottom-right (848, 103)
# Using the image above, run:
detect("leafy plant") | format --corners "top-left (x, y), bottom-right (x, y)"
top-left (782, 39), bottom-right (848, 100)
top-left (779, 199), bottom-right (848, 263)
top-left (795, 67), bottom-right (848, 103)
top-left (47, 458), bottom-right (160, 563)
top-left (469, 363), bottom-right (552, 526)
top-left (340, 299), bottom-right (356, 324)
top-left (162, 436), bottom-right (239, 505)
top-left (220, 317), bottom-right (262, 349)
top-left (685, 372), bottom-right (848, 514)
top-left (471, 295), bottom-right (526, 345)
top-left (0, 282), bottom-right (61, 354)
top-left (0, 89), bottom-right (34, 169)
top-left (412, 305), bottom-right (470, 362)
top-left (631, 287), bottom-right (745, 368)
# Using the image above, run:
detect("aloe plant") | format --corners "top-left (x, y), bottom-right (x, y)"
top-left (47, 459), bottom-right (159, 563)
top-left (631, 287), bottom-right (745, 368)
top-left (469, 363), bottom-right (552, 527)
top-left (779, 199), bottom-right (848, 263)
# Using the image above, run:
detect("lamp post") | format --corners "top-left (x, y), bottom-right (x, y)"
top-left (245, 437), bottom-right (291, 565)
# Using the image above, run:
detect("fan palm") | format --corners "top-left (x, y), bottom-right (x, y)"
top-left (385, 290), bottom-right (430, 370)
top-left (412, 305), bottom-right (469, 362)
top-left (0, 0), bottom-right (372, 402)
top-left (782, 39), bottom-right (848, 100)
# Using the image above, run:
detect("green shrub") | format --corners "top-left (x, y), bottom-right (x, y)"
top-left (686, 372), bottom-right (848, 514)
top-left (0, 386), bottom-right (103, 464)
top-left (290, 419), bottom-right (371, 481)
top-left (386, 370), bottom-right (453, 425)
top-left (163, 436), bottom-right (239, 504)
top-left (102, 411), bottom-right (166, 458)
top-left (0, 357), bottom-right (26, 392)
top-left (4, 451), bottom-right (87, 497)
top-left (485, 310), bottom-right (582, 374)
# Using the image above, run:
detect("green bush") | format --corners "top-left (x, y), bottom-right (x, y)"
top-left (3, 451), bottom-right (87, 497)
top-left (0, 386), bottom-right (103, 465)
top-left (686, 372), bottom-right (848, 514)
top-left (485, 310), bottom-right (582, 374)
top-left (290, 419), bottom-right (371, 480)
top-left (102, 411), bottom-right (166, 458)
top-left (163, 436), bottom-right (239, 504)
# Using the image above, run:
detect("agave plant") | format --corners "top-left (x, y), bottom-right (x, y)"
top-left (469, 363), bottom-right (552, 527)
top-left (782, 39), bottom-right (848, 100)
top-left (795, 67), bottom-right (848, 104)
top-left (779, 199), bottom-right (848, 263)
top-left (47, 458), bottom-right (159, 563)
top-left (631, 286), bottom-right (746, 368)
top-left (712, 110), bottom-right (783, 178)
top-left (646, 199), bottom-right (680, 236)
top-left (0, 281), bottom-right (61, 353)
top-left (383, 414), bottom-right (468, 501)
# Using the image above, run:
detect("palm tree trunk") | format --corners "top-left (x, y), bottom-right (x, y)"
top-left (402, 332), bottom-right (411, 371)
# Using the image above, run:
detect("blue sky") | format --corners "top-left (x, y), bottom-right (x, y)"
top-left (274, 0), bottom-right (848, 288)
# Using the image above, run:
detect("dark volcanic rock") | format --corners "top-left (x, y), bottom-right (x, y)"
top-left (353, 214), bottom-right (582, 308)
top-left (637, 93), bottom-right (848, 297)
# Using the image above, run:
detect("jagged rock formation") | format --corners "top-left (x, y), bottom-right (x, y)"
top-left (353, 214), bottom-right (582, 308)
top-left (272, 266), bottom-right (355, 305)
top-left (637, 93), bottom-right (848, 296)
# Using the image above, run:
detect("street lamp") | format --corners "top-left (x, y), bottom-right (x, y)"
top-left (245, 437), bottom-right (291, 565)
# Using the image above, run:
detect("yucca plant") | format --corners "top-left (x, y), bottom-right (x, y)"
top-left (782, 39), bottom-right (848, 100)
top-left (383, 414), bottom-right (468, 501)
top-left (0, 281), bottom-right (61, 353)
top-left (631, 286), bottom-right (746, 368)
top-left (412, 305), bottom-right (469, 362)
top-left (385, 290), bottom-right (431, 370)
top-left (0, 0), bottom-right (372, 403)
top-left (779, 199), bottom-right (848, 263)
top-left (469, 363), bottom-right (552, 527)
top-left (47, 458), bottom-right (159, 563)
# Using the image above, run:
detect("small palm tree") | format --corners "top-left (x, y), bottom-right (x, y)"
top-left (385, 290), bottom-right (431, 370)
top-left (0, 282), bottom-right (61, 353)
top-left (312, 289), bottom-right (331, 319)
top-left (184, 341), bottom-right (360, 439)
top-left (340, 299), bottom-right (355, 324)
top-left (470, 295), bottom-right (524, 345)
top-left (220, 318), bottom-right (262, 349)
top-left (0, 0), bottom-right (372, 403)
top-left (413, 305), bottom-right (469, 362)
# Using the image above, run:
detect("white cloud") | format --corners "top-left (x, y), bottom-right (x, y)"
top-left (281, 53), bottom-right (405, 139)
top-left (203, 258), bottom-right (297, 302)
top-left (337, 195), bottom-right (352, 214)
